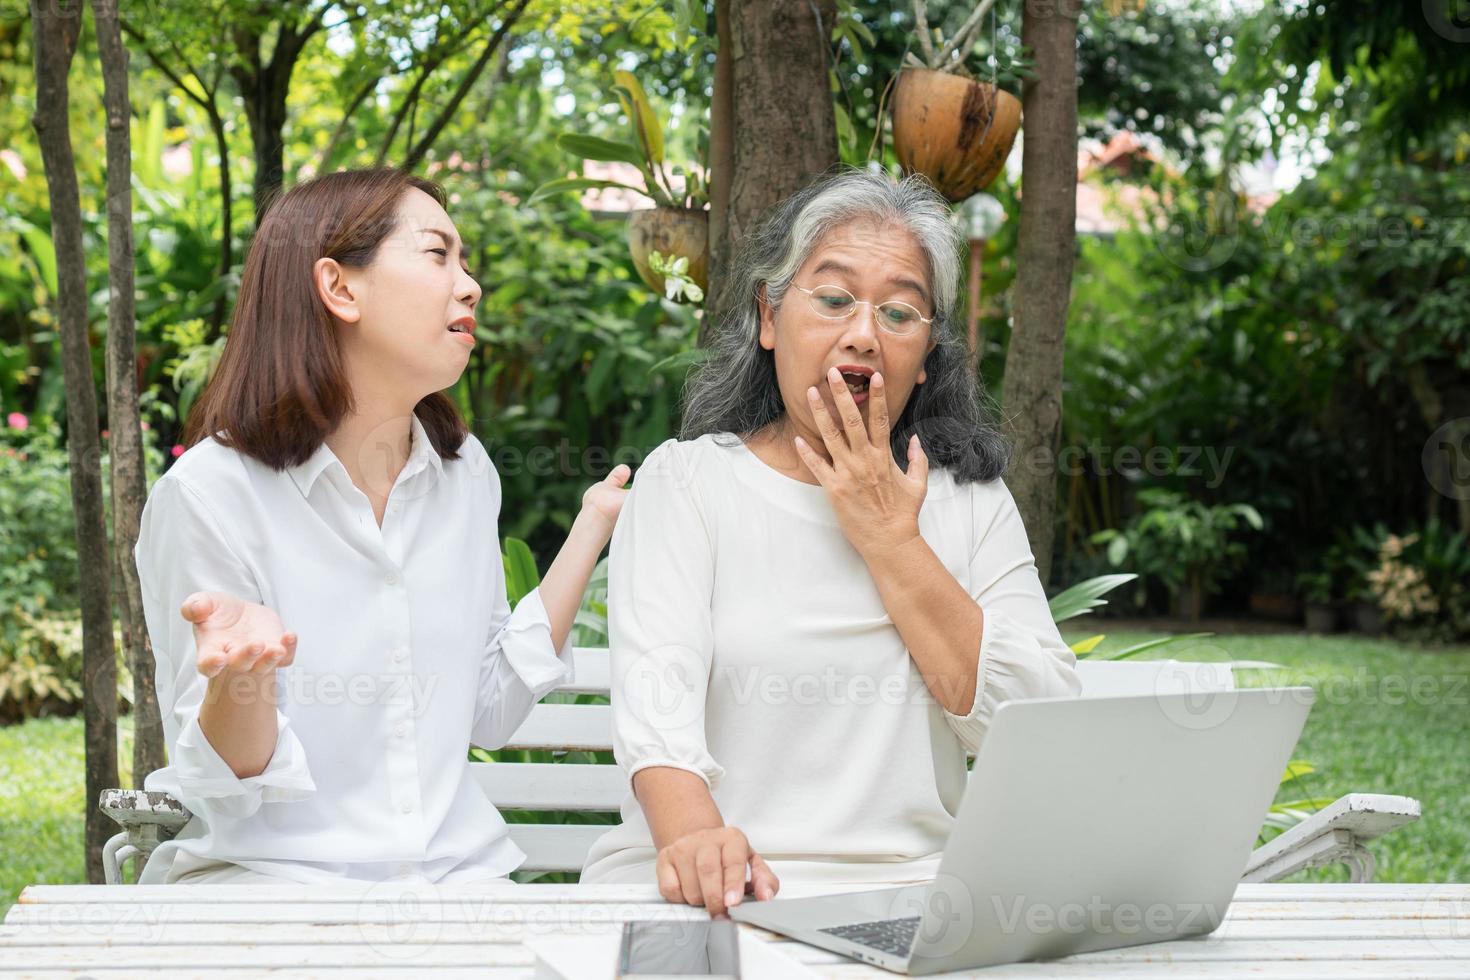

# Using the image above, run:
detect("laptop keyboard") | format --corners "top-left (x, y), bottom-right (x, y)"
top-left (819, 916), bottom-right (921, 957)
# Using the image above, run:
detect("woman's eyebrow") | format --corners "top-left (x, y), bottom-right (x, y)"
top-left (811, 258), bottom-right (930, 305)
top-left (421, 228), bottom-right (462, 251)
top-left (422, 228), bottom-right (472, 269)
top-left (888, 276), bottom-right (930, 306)
top-left (810, 258), bottom-right (856, 280)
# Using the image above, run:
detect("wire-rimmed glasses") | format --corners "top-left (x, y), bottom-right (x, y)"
top-left (791, 283), bottom-right (934, 336)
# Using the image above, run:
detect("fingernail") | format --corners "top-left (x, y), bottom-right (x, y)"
top-left (725, 890), bottom-right (740, 907)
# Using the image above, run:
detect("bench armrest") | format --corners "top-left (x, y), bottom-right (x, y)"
top-left (99, 789), bottom-right (194, 884)
top-left (1242, 793), bottom-right (1421, 884)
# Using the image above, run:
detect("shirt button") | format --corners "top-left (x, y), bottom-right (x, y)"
top-left (400, 802), bottom-right (413, 814)
top-left (385, 571), bottom-right (400, 586)
top-left (393, 647), bottom-right (408, 662)
top-left (395, 723), bottom-right (407, 738)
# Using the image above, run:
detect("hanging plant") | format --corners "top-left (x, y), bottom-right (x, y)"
top-left (888, 0), bottom-right (1028, 202)
top-left (530, 69), bottom-right (709, 302)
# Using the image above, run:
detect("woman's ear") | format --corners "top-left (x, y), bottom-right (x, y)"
top-left (313, 257), bottom-right (361, 325)
top-left (757, 284), bottom-right (776, 351)
top-left (917, 335), bottom-right (938, 385)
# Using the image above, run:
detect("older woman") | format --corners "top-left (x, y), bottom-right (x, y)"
top-left (578, 170), bottom-right (1081, 912)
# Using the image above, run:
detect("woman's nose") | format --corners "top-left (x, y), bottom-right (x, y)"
top-left (457, 267), bottom-right (482, 308)
top-left (837, 304), bottom-right (881, 354)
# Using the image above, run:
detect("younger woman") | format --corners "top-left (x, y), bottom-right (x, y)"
top-left (134, 168), bottom-right (628, 883)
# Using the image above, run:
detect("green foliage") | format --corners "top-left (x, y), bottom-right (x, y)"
top-left (1350, 522), bottom-right (1470, 643)
top-left (1058, 120), bottom-right (1468, 603)
top-left (0, 420), bottom-right (84, 721)
top-left (502, 537), bottom-right (541, 608)
top-left (1237, 0), bottom-right (1470, 148)
top-left (1090, 490), bottom-right (1263, 612)
top-left (1048, 573), bottom-right (1139, 625)
top-left (0, 411), bottom-right (166, 722)
top-left (532, 67), bottom-right (708, 209)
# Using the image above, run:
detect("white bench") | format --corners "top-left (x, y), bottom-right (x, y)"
top-left (102, 652), bottom-right (1419, 883)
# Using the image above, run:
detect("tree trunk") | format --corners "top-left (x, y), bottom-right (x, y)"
top-left (230, 13), bottom-right (324, 218)
top-left (1000, 0), bottom-right (1080, 587)
top-left (92, 0), bottom-right (166, 785)
top-left (30, 0), bottom-right (120, 883)
top-left (1405, 361), bottom-right (1470, 535)
top-left (705, 0), bottom-right (839, 341)
top-left (241, 79), bottom-right (290, 218)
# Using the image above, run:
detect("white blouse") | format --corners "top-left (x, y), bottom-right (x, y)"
top-left (580, 434), bottom-right (1081, 887)
top-left (134, 413), bottom-right (573, 884)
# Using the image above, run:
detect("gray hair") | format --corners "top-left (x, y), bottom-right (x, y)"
top-left (680, 168), bottom-right (1010, 484)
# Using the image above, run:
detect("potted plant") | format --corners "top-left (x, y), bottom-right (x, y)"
top-left (1091, 489), bottom-right (1264, 623)
top-left (530, 70), bottom-right (708, 302)
top-left (1295, 569), bottom-right (1338, 633)
top-left (889, 0), bottom-right (1028, 202)
top-left (1249, 567), bottom-right (1302, 623)
top-left (1339, 524), bottom-right (1390, 635)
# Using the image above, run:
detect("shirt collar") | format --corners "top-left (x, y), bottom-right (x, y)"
top-left (287, 413), bottom-right (444, 496)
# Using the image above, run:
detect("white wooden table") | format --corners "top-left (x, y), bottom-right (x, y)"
top-left (3, 882), bottom-right (1468, 977)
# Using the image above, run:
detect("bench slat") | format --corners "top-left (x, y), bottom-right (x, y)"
top-left (470, 762), bottom-right (627, 811)
top-left (507, 825), bottom-right (611, 874)
top-left (556, 648), bottom-right (609, 695)
top-left (503, 704), bottom-right (611, 752)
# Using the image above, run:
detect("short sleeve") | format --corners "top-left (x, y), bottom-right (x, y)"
top-left (942, 479), bottom-right (1082, 754)
top-left (135, 476), bottom-right (316, 821)
top-left (607, 440), bottom-right (725, 789)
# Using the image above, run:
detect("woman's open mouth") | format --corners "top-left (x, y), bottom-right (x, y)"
top-left (836, 367), bottom-right (873, 405)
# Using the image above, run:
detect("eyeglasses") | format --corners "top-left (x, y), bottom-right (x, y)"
top-left (791, 283), bottom-right (934, 336)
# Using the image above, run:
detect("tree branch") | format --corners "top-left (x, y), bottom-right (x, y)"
top-left (401, 0), bottom-right (531, 172)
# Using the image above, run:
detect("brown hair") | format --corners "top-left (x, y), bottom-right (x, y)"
top-left (182, 167), bottom-right (469, 469)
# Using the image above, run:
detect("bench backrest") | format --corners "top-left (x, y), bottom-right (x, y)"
top-left (483, 649), bottom-right (1237, 873)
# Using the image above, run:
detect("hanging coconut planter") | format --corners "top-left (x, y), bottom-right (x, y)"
top-left (529, 68), bottom-right (711, 304)
top-left (627, 207), bottom-right (709, 301)
top-left (890, 0), bottom-right (1022, 203)
top-left (892, 69), bottom-right (1020, 202)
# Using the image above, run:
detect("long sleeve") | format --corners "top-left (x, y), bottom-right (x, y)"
top-left (607, 440), bottom-right (724, 789)
top-left (941, 479), bottom-right (1082, 754)
top-left (468, 455), bottom-right (573, 751)
top-left (135, 476), bottom-right (316, 821)
top-left (469, 585), bottom-right (574, 750)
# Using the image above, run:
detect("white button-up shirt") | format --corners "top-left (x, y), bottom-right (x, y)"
top-left (134, 414), bottom-right (572, 884)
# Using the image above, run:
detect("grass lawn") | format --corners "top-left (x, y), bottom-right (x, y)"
top-left (2, 630), bottom-right (1466, 916)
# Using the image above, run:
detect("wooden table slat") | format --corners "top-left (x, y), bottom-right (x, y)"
top-left (4, 882), bottom-right (1467, 978)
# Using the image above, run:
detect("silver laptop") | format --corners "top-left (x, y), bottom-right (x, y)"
top-left (730, 687), bottom-right (1314, 975)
